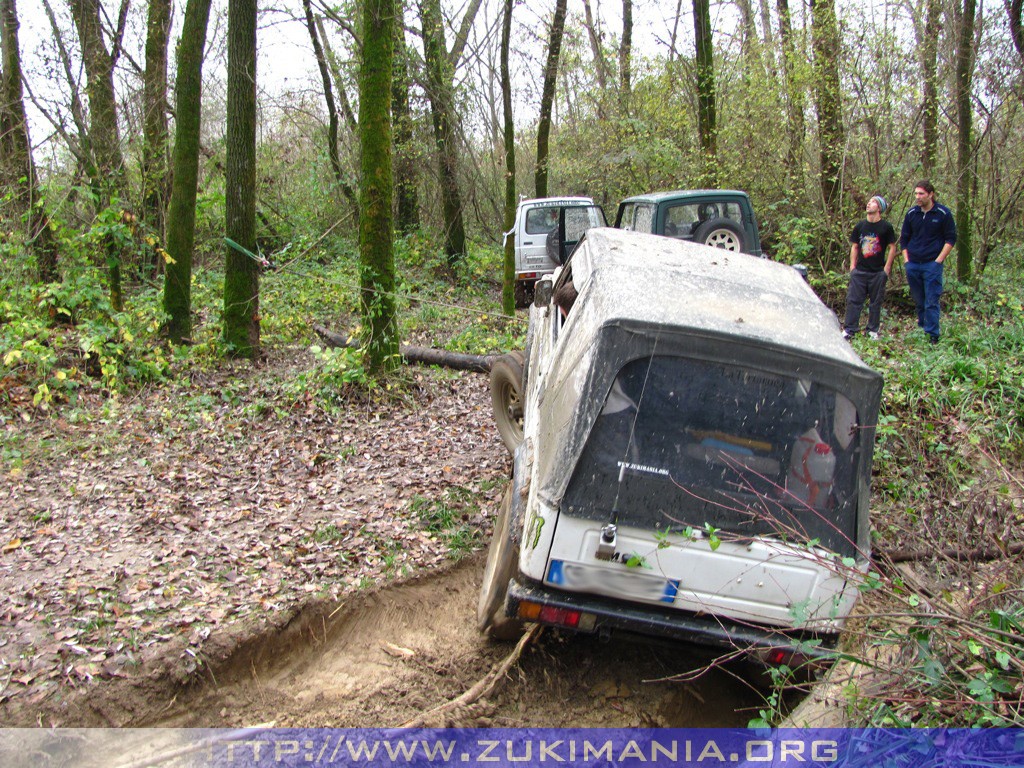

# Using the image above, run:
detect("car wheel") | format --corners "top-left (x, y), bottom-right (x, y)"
top-left (693, 218), bottom-right (746, 252)
top-left (514, 281), bottom-right (531, 308)
top-left (490, 352), bottom-right (525, 453)
top-left (477, 487), bottom-right (525, 640)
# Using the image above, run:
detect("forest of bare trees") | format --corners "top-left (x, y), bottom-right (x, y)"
top-left (1, 0), bottom-right (1022, 349)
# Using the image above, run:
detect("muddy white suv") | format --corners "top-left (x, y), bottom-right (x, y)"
top-left (481, 228), bottom-right (882, 667)
top-left (509, 197), bottom-right (606, 307)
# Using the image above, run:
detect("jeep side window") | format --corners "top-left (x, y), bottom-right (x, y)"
top-left (618, 203), bottom-right (636, 231)
top-left (634, 204), bottom-right (655, 233)
top-left (664, 204), bottom-right (699, 238)
top-left (526, 207), bottom-right (559, 235)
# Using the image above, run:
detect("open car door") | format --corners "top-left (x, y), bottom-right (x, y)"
top-left (546, 205), bottom-right (606, 265)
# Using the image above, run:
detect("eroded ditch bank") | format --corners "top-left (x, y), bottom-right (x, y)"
top-left (9, 555), bottom-right (764, 728)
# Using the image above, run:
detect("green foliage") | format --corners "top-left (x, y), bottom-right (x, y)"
top-left (410, 484), bottom-right (487, 560)
top-left (0, 247), bottom-right (172, 419)
top-left (282, 344), bottom-right (373, 412)
top-left (823, 262), bottom-right (1024, 726)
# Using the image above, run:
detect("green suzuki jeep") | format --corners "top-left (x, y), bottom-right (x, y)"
top-left (615, 189), bottom-right (763, 256)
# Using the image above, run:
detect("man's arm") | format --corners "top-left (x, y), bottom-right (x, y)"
top-left (937, 206), bottom-right (958, 263)
top-left (849, 243), bottom-right (859, 272)
top-left (884, 243), bottom-right (897, 274)
top-left (900, 210), bottom-right (913, 262)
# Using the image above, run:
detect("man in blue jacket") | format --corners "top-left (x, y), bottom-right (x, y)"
top-left (900, 180), bottom-right (956, 344)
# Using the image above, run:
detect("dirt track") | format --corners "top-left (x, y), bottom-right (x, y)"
top-left (122, 555), bottom-right (758, 729)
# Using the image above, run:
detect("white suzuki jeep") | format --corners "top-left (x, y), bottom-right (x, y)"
top-left (481, 228), bottom-right (882, 668)
top-left (509, 197), bottom-right (606, 307)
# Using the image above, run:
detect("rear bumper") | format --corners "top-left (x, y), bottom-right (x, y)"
top-left (507, 579), bottom-right (837, 658)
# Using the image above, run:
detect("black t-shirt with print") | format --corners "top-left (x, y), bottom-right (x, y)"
top-left (849, 219), bottom-right (896, 272)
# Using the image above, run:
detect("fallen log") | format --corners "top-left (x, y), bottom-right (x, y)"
top-left (877, 541), bottom-right (1024, 565)
top-left (313, 323), bottom-right (497, 373)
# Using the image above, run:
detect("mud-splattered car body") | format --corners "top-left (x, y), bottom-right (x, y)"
top-left (479, 228), bottom-right (883, 664)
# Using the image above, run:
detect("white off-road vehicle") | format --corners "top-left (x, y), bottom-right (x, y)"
top-left (482, 228), bottom-right (882, 667)
top-left (509, 197), bottom-right (606, 307)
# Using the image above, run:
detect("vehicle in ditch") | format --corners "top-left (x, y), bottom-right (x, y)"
top-left (615, 189), bottom-right (763, 256)
top-left (482, 228), bottom-right (882, 668)
top-left (509, 197), bottom-right (607, 307)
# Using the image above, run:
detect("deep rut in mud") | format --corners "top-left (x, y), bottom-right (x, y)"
top-left (134, 555), bottom-right (760, 728)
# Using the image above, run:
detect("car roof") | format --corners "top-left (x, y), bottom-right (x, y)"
top-left (568, 228), bottom-right (868, 370)
top-left (618, 189), bottom-right (750, 205)
top-left (518, 196), bottom-right (594, 207)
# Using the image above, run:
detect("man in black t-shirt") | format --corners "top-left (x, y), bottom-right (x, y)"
top-left (842, 195), bottom-right (897, 340)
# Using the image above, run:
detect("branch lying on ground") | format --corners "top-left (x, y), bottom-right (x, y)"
top-left (399, 625), bottom-right (542, 728)
top-left (313, 323), bottom-right (497, 372)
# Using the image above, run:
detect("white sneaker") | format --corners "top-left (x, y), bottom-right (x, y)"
top-left (842, 330), bottom-right (853, 340)
top-left (868, 331), bottom-right (880, 341)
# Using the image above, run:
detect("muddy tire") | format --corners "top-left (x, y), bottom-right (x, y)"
top-left (477, 488), bottom-right (525, 641)
top-left (693, 218), bottom-right (746, 252)
top-left (514, 281), bottom-right (532, 309)
top-left (490, 353), bottom-right (525, 453)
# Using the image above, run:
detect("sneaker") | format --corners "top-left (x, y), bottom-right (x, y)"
top-left (842, 330), bottom-right (853, 340)
top-left (929, 334), bottom-right (940, 345)
top-left (867, 331), bottom-right (880, 341)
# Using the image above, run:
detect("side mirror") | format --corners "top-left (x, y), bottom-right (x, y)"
top-left (534, 277), bottom-right (553, 307)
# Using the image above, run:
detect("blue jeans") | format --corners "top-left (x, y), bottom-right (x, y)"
top-left (905, 259), bottom-right (944, 339)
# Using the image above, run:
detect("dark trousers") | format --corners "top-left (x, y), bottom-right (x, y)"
top-left (843, 269), bottom-right (888, 335)
top-left (905, 259), bottom-right (944, 339)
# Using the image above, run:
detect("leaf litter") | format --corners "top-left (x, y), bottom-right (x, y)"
top-left (0, 348), bottom-right (510, 724)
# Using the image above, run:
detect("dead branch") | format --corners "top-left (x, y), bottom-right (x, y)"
top-left (313, 323), bottom-right (497, 373)
top-left (399, 625), bottom-right (541, 728)
top-left (877, 541), bottom-right (1024, 565)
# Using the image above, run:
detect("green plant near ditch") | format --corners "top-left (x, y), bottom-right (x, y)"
top-left (410, 484), bottom-right (488, 560)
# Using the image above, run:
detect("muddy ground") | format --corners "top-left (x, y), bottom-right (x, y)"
top-left (1, 353), bottom-right (761, 729)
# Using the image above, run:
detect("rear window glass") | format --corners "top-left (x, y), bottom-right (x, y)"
top-left (664, 202), bottom-right (743, 238)
top-left (562, 355), bottom-right (862, 557)
top-left (525, 207), bottom-right (560, 235)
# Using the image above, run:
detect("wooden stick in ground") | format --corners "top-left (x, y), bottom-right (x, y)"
top-left (399, 625), bottom-right (541, 728)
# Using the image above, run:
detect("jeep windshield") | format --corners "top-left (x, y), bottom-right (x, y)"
top-left (562, 354), bottom-right (864, 558)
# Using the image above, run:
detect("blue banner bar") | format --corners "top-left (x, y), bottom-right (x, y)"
top-left (2, 728), bottom-right (1023, 767)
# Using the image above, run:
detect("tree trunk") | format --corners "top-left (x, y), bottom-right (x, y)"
top-left (70, 0), bottom-right (126, 310)
top-left (393, 11), bottom-right (420, 234)
top-left (223, 0), bottom-right (260, 358)
top-left (692, 0), bottom-right (718, 186)
top-left (777, 0), bottom-right (806, 192)
top-left (141, 0), bottom-right (171, 272)
top-left (419, 0), bottom-right (466, 267)
top-left (501, 0), bottom-right (515, 316)
top-left (955, 0), bottom-right (976, 281)
top-left (1, 0), bottom-right (58, 283)
top-left (162, 0), bottom-right (213, 344)
top-left (1009, 0), bottom-right (1024, 68)
top-left (921, 0), bottom-right (941, 175)
top-left (618, 0), bottom-right (632, 114)
top-left (303, 0), bottom-right (349, 213)
top-left (581, 0), bottom-right (608, 92)
top-left (358, 0), bottom-right (400, 371)
top-left (313, 16), bottom-right (359, 216)
top-left (535, 0), bottom-right (567, 198)
top-left (811, 0), bottom-right (844, 209)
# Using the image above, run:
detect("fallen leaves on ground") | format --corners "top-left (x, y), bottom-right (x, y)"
top-left (0, 349), bottom-right (510, 715)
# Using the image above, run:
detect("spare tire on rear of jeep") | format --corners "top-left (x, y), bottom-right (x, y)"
top-left (693, 218), bottom-right (746, 252)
